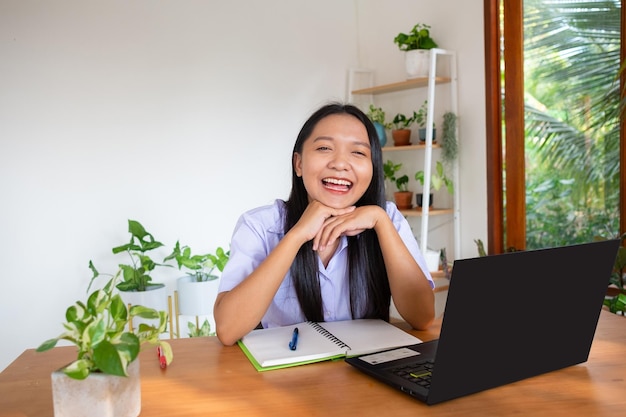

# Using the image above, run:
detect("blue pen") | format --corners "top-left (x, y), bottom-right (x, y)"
top-left (289, 327), bottom-right (299, 350)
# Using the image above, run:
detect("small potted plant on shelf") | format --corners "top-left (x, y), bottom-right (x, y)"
top-left (415, 100), bottom-right (436, 143)
top-left (367, 104), bottom-right (391, 147)
top-left (383, 159), bottom-right (413, 209)
top-left (415, 161), bottom-right (453, 208)
top-left (36, 265), bottom-right (173, 417)
top-left (393, 23), bottom-right (439, 79)
top-left (391, 111), bottom-right (417, 146)
top-left (165, 242), bottom-right (230, 337)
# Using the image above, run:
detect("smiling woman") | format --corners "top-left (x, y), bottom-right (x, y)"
top-left (212, 102), bottom-right (435, 347)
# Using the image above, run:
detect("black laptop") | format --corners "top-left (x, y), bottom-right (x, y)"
top-left (346, 239), bottom-right (620, 405)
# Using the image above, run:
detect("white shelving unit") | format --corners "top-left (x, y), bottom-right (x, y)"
top-left (348, 48), bottom-right (460, 263)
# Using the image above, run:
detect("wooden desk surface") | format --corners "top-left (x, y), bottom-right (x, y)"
top-left (1, 310), bottom-right (624, 417)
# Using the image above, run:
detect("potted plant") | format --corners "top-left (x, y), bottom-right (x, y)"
top-left (112, 219), bottom-right (171, 328)
top-left (367, 104), bottom-right (391, 147)
top-left (383, 159), bottom-right (413, 209)
top-left (415, 100), bottom-right (436, 143)
top-left (36, 265), bottom-right (173, 417)
top-left (415, 161), bottom-right (454, 207)
top-left (165, 242), bottom-right (230, 337)
top-left (393, 23), bottom-right (438, 79)
top-left (441, 111), bottom-right (459, 165)
top-left (390, 111), bottom-right (417, 146)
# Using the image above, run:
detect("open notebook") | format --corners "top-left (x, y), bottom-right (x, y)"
top-left (238, 319), bottom-right (422, 371)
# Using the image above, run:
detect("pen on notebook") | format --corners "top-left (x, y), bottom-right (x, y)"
top-left (289, 327), bottom-right (299, 350)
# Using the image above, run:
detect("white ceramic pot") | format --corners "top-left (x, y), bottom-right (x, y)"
top-left (176, 275), bottom-right (219, 316)
top-left (119, 284), bottom-right (168, 329)
top-left (51, 360), bottom-right (141, 417)
top-left (405, 49), bottom-right (430, 79)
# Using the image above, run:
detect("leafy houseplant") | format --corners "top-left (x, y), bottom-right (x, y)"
top-left (415, 161), bottom-right (453, 207)
top-left (393, 23), bottom-right (438, 51)
top-left (415, 161), bottom-right (454, 194)
top-left (384, 160), bottom-right (412, 209)
top-left (187, 318), bottom-right (214, 337)
top-left (393, 23), bottom-right (439, 79)
top-left (113, 220), bottom-right (168, 292)
top-left (165, 242), bottom-right (230, 282)
top-left (37, 266), bottom-right (173, 379)
top-left (167, 243), bottom-right (230, 337)
top-left (391, 111), bottom-right (417, 146)
top-left (415, 100), bottom-right (436, 142)
top-left (367, 104), bottom-right (391, 147)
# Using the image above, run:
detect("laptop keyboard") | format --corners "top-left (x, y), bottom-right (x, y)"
top-left (391, 359), bottom-right (434, 389)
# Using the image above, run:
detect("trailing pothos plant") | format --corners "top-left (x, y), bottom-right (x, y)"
top-left (164, 242), bottom-right (230, 282)
top-left (113, 219), bottom-right (169, 292)
top-left (36, 264), bottom-right (173, 380)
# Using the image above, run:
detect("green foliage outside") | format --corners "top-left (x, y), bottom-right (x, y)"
top-left (522, 0), bottom-right (620, 250)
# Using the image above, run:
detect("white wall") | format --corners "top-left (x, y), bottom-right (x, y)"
top-left (0, 0), bottom-right (486, 371)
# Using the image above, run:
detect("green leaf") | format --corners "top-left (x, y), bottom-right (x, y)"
top-left (36, 338), bottom-right (59, 352)
top-left (109, 294), bottom-right (128, 322)
top-left (93, 340), bottom-right (127, 377)
top-left (86, 317), bottom-right (107, 347)
top-left (63, 359), bottom-right (92, 380)
top-left (130, 304), bottom-right (160, 319)
top-left (116, 332), bottom-right (140, 363)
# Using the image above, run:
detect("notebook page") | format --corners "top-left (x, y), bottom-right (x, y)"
top-left (319, 319), bottom-right (422, 356)
top-left (240, 322), bottom-right (347, 368)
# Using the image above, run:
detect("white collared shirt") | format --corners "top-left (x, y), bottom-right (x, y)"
top-left (218, 199), bottom-right (433, 328)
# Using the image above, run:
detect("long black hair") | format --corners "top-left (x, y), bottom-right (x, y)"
top-left (285, 102), bottom-right (391, 322)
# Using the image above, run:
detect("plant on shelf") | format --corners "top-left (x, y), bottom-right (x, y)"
top-left (113, 219), bottom-right (169, 292)
top-left (415, 161), bottom-right (453, 207)
top-left (441, 111), bottom-right (459, 165)
top-left (165, 242), bottom-right (230, 283)
top-left (393, 23), bottom-right (438, 51)
top-left (414, 100), bottom-right (436, 142)
top-left (415, 161), bottom-right (454, 194)
top-left (366, 104), bottom-right (391, 147)
top-left (393, 23), bottom-right (439, 79)
top-left (384, 160), bottom-right (412, 209)
top-left (37, 267), bottom-right (173, 379)
top-left (367, 104), bottom-right (391, 128)
top-left (390, 111), bottom-right (417, 146)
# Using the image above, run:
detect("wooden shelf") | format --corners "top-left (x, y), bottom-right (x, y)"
top-left (351, 77), bottom-right (451, 95)
top-left (382, 143), bottom-right (440, 151)
top-left (399, 208), bottom-right (453, 217)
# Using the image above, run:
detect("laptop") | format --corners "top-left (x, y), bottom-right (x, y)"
top-left (345, 239), bottom-right (620, 405)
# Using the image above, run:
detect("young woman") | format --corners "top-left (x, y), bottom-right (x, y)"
top-left (214, 102), bottom-right (435, 346)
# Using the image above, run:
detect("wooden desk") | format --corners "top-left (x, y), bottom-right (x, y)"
top-left (1, 310), bottom-right (624, 417)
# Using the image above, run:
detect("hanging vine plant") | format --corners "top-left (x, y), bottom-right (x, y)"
top-left (441, 111), bottom-right (458, 165)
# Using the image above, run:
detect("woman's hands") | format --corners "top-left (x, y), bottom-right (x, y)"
top-left (293, 201), bottom-right (386, 252)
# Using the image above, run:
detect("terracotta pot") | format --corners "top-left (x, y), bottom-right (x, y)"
top-left (392, 129), bottom-right (412, 146)
top-left (394, 191), bottom-right (413, 210)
